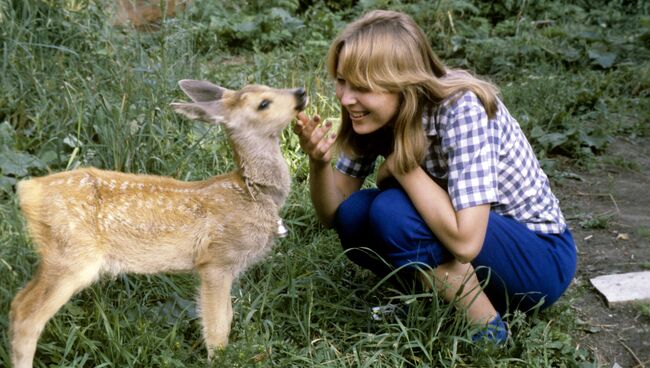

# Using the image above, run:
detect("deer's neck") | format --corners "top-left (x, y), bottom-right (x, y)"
top-left (229, 133), bottom-right (290, 208)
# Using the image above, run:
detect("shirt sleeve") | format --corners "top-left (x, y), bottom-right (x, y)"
top-left (335, 152), bottom-right (377, 179)
top-left (440, 92), bottom-right (500, 211)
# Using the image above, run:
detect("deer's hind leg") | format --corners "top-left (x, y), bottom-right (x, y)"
top-left (10, 257), bottom-right (102, 368)
top-left (197, 264), bottom-right (235, 360)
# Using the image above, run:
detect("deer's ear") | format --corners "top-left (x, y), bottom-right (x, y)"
top-left (178, 80), bottom-right (229, 102)
top-left (170, 101), bottom-right (226, 124)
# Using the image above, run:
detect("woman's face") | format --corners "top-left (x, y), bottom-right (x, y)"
top-left (335, 64), bottom-right (399, 135)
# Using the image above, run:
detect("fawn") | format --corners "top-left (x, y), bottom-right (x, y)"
top-left (9, 79), bottom-right (308, 366)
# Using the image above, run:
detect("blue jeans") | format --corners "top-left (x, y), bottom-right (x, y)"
top-left (334, 188), bottom-right (577, 314)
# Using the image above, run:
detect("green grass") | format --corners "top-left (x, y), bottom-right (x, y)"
top-left (1, 0), bottom-right (648, 366)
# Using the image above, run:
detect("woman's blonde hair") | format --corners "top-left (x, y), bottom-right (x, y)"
top-left (328, 10), bottom-right (500, 174)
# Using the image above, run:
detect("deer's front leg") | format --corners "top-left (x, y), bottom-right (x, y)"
top-left (198, 264), bottom-right (235, 360)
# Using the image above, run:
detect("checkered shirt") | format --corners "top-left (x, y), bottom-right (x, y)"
top-left (335, 91), bottom-right (567, 234)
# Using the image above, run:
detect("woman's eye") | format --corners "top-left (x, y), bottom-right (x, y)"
top-left (258, 99), bottom-right (271, 110)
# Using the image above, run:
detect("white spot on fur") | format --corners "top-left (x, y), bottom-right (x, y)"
top-left (79, 175), bottom-right (93, 187)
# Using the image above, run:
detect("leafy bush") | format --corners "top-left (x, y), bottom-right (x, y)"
top-left (187, 1), bottom-right (305, 53)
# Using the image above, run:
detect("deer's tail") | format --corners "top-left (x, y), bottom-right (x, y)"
top-left (16, 178), bottom-right (49, 249)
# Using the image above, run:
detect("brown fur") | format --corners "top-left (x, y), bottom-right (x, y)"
top-left (9, 80), bottom-right (307, 367)
top-left (113, 0), bottom-right (191, 31)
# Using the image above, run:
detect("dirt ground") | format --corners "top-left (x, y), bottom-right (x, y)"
top-left (554, 136), bottom-right (650, 367)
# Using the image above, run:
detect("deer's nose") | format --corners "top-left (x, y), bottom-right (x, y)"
top-left (294, 88), bottom-right (306, 99)
top-left (294, 88), bottom-right (308, 111)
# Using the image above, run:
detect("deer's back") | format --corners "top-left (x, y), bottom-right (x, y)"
top-left (17, 167), bottom-right (281, 274)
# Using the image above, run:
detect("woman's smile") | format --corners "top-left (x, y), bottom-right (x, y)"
top-left (348, 110), bottom-right (369, 121)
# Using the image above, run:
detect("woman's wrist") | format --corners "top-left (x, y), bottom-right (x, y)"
top-left (394, 165), bottom-right (424, 188)
top-left (309, 157), bottom-right (331, 170)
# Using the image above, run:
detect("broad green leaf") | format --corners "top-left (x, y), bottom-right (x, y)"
top-left (560, 47), bottom-right (580, 62)
top-left (63, 134), bottom-right (83, 148)
top-left (539, 132), bottom-right (569, 150)
top-left (587, 49), bottom-right (617, 69)
top-left (0, 175), bottom-right (16, 193)
top-left (0, 149), bottom-right (45, 177)
top-left (530, 126), bottom-right (545, 139)
top-left (0, 121), bottom-right (14, 145)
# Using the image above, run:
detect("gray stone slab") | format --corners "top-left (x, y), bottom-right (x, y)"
top-left (590, 271), bottom-right (650, 306)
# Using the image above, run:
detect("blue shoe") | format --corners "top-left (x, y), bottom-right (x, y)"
top-left (471, 313), bottom-right (509, 345)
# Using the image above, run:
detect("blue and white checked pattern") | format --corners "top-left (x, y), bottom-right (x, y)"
top-left (335, 91), bottom-right (566, 234)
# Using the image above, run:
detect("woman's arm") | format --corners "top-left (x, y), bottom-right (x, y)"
top-left (384, 157), bottom-right (490, 263)
top-left (294, 113), bottom-right (363, 228)
top-left (309, 163), bottom-right (362, 227)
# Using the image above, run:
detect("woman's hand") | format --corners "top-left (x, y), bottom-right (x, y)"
top-left (292, 112), bottom-right (362, 228)
top-left (395, 165), bottom-right (490, 264)
top-left (293, 112), bottom-right (337, 164)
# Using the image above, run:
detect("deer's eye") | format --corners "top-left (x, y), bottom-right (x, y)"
top-left (258, 99), bottom-right (271, 110)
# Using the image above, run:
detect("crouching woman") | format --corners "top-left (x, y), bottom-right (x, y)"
top-left (293, 9), bottom-right (577, 343)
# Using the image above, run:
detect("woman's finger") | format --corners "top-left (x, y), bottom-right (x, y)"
top-left (293, 112), bottom-right (309, 134)
top-left (309, 119), bottom-right (332, 146)
top-left (313, 129), bottom-right (337, 160)
top-left (301, 114), bottom-right (321, 138)
top-left (292, 113), bottom-right (336, 162)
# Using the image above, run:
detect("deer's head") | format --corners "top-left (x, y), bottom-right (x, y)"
top-left (171, 80), bottom-right (308, 138)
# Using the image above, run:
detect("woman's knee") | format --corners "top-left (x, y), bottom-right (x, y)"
top-left (366, 188), bottom-right (453, 266)
top-left (334, 189), bottom-right (381, 248)
top-left (367, 188), bottom-right (413, 238)
top-left (369, 188), bottom-right (420, 244)
top-left (335, 189), bottom-right (380, 227)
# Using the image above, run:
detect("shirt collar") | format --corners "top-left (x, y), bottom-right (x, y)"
top-left (422, 104), bottom-right (438, 137)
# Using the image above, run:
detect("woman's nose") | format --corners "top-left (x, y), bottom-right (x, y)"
top-left (339, 85), bottom-right (356, 106)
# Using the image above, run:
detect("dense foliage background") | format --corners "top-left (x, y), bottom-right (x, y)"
top-left (0, 0), bottom-right (648, 366)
